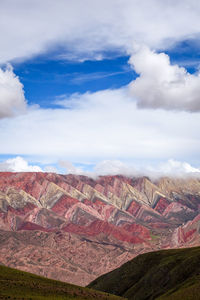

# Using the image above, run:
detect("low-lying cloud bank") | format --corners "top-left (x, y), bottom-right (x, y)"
top-left (0, 156), bottom-right (199, 179)
top-left (87, 159), bottom-right (200, 178)
top-left (0, 88), bottom-right (200, 163)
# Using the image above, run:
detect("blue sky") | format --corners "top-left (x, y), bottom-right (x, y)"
top-left (12, 39), bottom-right (200, 109)
top-left (0, 0), bottom-right (200, 176)
top-left (13, 55), bottom-right (136, 108)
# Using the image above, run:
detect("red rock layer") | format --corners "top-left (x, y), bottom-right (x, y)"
top-left (0, 172), bottom-right (199, 285)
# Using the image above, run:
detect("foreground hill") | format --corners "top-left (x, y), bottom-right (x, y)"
top-left (0, 264), bottom-right (124, 300)
top-left (0, 172), bottom-right (199, 285)
top-left (89, 246), bottom-right (200, 300)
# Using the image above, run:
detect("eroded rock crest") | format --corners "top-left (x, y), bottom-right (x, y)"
top-left (0, 172), bottom-right (199, 285)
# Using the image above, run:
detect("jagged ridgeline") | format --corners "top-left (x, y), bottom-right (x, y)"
top-left (0, 172), bottom-right (200, 285)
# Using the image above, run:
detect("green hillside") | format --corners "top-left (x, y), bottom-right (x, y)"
top-left (88, 246), bottom-right (200, 300)
top-left (0, 264), bottom-right (124, 300)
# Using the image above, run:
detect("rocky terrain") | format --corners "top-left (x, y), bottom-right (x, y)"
top-left (0, 172), bottom-right (199, 285)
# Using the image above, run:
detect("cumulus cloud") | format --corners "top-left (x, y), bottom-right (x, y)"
top-left (1, 1), bottom-right (200, 176)
top-left (151, 159), bottom-right (200, 177)
top-left (0, 156), bottom-right (42, 172)
top-left (0, 65), bottom-right (26, 118)
top-left (0, 156), bottom-right (58, 173)
top-left (129, 46), bottom-right (200, 112)
top-left (1, 0), bottom-right (200, 63)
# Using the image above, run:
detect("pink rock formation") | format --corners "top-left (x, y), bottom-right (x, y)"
top-left (0, 172), bottom-right (199, 285)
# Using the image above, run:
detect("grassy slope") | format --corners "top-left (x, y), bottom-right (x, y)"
top-left (88, 246), bottom-right (200, 300)
top-left (0, 265), bottom-right (124, 300)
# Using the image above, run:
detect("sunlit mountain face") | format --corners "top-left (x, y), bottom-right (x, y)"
top-left (0, 0), bottom-right (200, 292)
top-left (0, 172), bottom-right (199, 285)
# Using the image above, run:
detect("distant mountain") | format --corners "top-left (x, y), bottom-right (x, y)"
top-left (89, 246), bottom-right (200, 300)
top-left (0, 264), bottom-right (124, 300)
top-left (0, 172), bottom-right (199, 285)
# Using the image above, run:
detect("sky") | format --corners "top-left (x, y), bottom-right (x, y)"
top-left (0, 0), bottom-right (200, 177)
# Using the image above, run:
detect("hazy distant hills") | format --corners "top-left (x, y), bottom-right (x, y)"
top-left (89, 246), bottom-right (200, 300)
top-left (0, 172), bottom-right (199, 285)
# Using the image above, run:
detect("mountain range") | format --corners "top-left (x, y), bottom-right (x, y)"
top-left (0, 172), bottom-right (199, 285)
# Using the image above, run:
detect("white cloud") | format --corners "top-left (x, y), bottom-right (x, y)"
top-left (0, 65), bottom-right (26, 118)
top-left (151, 159), bottom-right (200, 177)
top-left (129, 46), bottom-right (200, 112)
top-left (0, 156), bottom-right (42, 172)
top-left (0, 88), bottom-right (199, 164)
top-left (1, 1), bottom-right (200, 176)
top-left (91, 159), bottom-right (200, 178)
top-left (94, 160), bottom-right (136, 176)
top-left (1, 0), bottom-right (200, 63)
top-left (1, 156), bottom-right (198, 178)
top-left (59, 160), bottom-right (84, 175)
